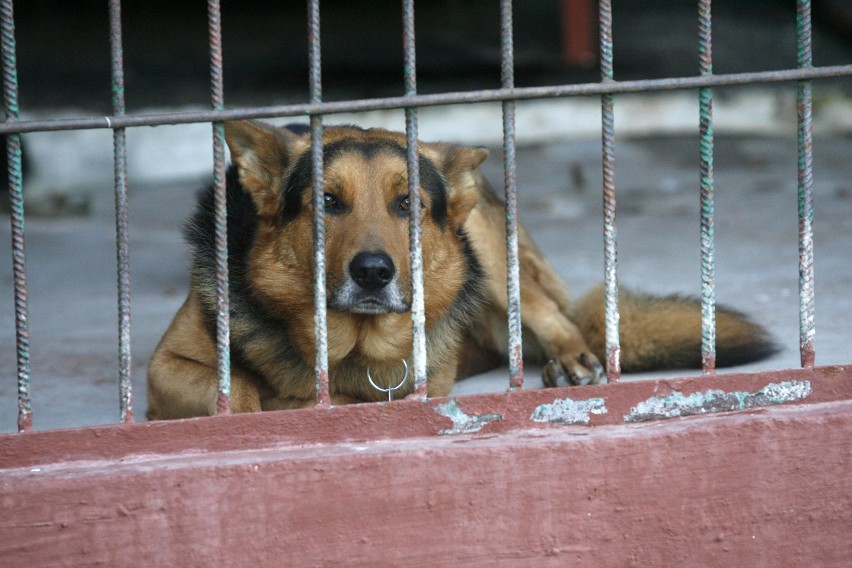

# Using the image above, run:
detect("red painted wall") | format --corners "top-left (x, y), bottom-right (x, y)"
top-left (1, 367), bottom-right (850, 566)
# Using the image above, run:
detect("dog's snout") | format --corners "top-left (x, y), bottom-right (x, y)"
top-left (349, 252), bottom-right (396, 291)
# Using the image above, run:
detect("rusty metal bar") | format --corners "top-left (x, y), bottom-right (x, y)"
top-left (1, 65), bottom-right (849, 135)
top-left (1, 0), bottom-right (31, 431)
top-left (501, 0), bottom-right (524, 389)
top-left (207, 0), bottom-right (231, 414)
top-left (796, 0), bottom-right (816, 368)
top-left (599, 0), bottom-right (620, 382)
top-left (109, 0), bottom-right (134, 422)
top-left (402, 0), bottom-right (428, 397)
top-left (698, 0), bottom-right (716, 374)
top-left (309, 0), bottom-right (331, 406)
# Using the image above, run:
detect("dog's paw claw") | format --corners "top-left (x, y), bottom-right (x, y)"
top-left (578, 353), bottom-right (607, 385)
top-left (542, 359), bottom-right (565, 388)
top-left (542, 352), bottom-right (606, 387)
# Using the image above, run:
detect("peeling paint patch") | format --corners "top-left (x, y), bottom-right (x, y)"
top-left (434, 399), bottom-right (502, 435)
top-left (624, 380), bottom-right (813, 423)
top-left (530, 397), bottom-right (607, 425)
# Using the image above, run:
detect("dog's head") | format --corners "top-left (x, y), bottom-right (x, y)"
top-left (224, 120), bottom-right (487, 325)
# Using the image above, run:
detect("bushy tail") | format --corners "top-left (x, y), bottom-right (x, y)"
top-left (569, 285), bottom-right (780, 372)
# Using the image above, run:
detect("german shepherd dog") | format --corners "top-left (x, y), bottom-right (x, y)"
top-left (146, 120), bottom-right (778, 419)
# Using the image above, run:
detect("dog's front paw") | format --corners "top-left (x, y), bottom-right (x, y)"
top-left (542, 352), bottom-right (606, 387)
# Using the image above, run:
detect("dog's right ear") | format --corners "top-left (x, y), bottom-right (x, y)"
top-left (225, 120), bottom-right (308, 217)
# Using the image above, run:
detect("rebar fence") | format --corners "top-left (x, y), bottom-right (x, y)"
top-left (3, 0), bottom-right (851, 432)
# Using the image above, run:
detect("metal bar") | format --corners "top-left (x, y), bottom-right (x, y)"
top-left (109, 0), bottom-right (134, 422)
top-left (2, 65), bottom-right (849, 135)
top-left (599, 0), bottom-right (620, 382)
top-left (1, 0), bottom-right (31, 432)
top-left (501, 0), bottom-right (524, 390)
top-left (309, 0), bottom-right (330, 406)
top-left (698, 0), bottom-right (716, 374)
top-left (796, 0), bottom-right (816, 368)
top-left (402, 0), bottom-right (428, 398)
top-left (208, 0), bottom-right (231, 414)
top-left (108, 4), bottom-right (132, 420)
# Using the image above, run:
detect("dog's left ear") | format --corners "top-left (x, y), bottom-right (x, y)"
top-left (225, 120), bottom-right (308, 218)
top-left (434, 144), bottom-right (489, 227)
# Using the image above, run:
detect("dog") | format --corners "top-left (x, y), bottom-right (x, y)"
top-left (146, 120), bottom-right (778, 419)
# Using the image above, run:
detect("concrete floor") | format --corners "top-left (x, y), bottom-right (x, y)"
top-left (1, 130), bottom-right (850, 432)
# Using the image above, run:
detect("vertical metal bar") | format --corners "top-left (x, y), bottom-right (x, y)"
top-left (500, 0), bottom-right (524, 390)
top-left (599, 0), bottom-right (620, 382)
top-left (109, 0), bottom-right (133, 423)
top-left (208, 0), bottom-right (231, 414)
top-left (309, 0), bottom-right (331, 406)
top-left (796, 0), bottom-right (815, 368)
top-left (698, 0), bottom-right (716, 373)
top-left (402, 0), bottom-right (428, 397)
top-left (1, 0), bottom-right (31, 431)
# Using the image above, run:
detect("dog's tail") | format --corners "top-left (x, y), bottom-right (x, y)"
top-left (569, 284), bottom-right (780, 372)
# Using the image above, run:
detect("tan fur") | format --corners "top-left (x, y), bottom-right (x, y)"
top-left (147, 120), bottom-right (775, 420)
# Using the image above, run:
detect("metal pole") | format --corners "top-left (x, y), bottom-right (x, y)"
top-left (1, 0), bottom-right (31, 431)
top-left (208, 0), bottom-right (231, 414)
top-left (402, 0), bottom-right (428, 397)
top-left (309, 0), bottom-right (331, 406)
top-left (599, 0), bottom-right (620, 382)
top-left (500, 0), bottom-right (524, 389)
top-left (796, 0), bottom-right (816, 368)
top-left (698, 0), bottom-right (716, 373)
top-left (109, 0), bottom-right (134, 422)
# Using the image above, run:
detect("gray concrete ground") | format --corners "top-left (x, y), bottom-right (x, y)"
top-left (1, 130), bottom-right (850, 432)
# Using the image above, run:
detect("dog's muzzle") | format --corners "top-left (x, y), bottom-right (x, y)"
top-left (329, 251), bottom-right (409, 314)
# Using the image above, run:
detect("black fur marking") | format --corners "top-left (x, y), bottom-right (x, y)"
top-left (184, 166), bottom-right (303, 376)
top-left (283, 123), bottom-right (311, 136)
top-left (281, 138), bottom-right (449, 227)
top-left (446, 229), bottom-right (487, 326)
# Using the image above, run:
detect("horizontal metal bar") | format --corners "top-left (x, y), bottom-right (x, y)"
top-left (2, 65), bottom-right (850, 135)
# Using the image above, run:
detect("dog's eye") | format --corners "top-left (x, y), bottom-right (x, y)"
top-left (394, 195), bottom-right (424, 216)
top-left (323, 193), bottom-right (345, 213)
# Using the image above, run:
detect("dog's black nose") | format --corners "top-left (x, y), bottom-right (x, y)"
top-left (349, 252), bottom-right (395, 291)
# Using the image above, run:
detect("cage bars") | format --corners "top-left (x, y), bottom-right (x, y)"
top-left (796, 0), bottom-right (816, 368)
top-left (599, 0), bottom-right (620, 382)
top-left (401, 0), bottom-right (428, 397)
top-left (309, 0), bottom-right (331, 406)
top-left (2, 0), bottom-right (847, 428)
top-left (501, 0), bottom-right (524, 389)
top-left (1, 0), bottom-right (30, 432)
top-left (206, 0), bottom-right (232, 415)
top-left (109, 0), bottom-right (134, 422)
top-left (698, 0), bottom-right (716, 373)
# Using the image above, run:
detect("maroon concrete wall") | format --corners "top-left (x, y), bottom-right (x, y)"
top-left (1, 366), bottom-right (850, 566)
